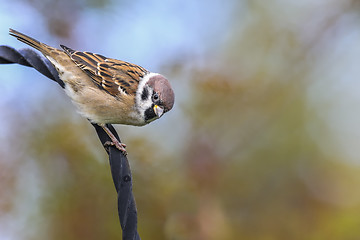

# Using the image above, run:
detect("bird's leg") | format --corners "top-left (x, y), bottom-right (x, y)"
top-left (100, 124), bottom-right (127, 155)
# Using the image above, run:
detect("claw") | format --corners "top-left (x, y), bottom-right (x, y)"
top-left (104, 140), bottom-right (127, 155)
top-left (100, 124), bottom-right (127, 156)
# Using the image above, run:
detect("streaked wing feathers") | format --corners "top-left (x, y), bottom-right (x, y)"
top-left (60, 45), bottom-right (148, 96)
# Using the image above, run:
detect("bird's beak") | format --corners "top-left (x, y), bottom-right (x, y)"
top-left (153, 105), bottom-right (164, 118)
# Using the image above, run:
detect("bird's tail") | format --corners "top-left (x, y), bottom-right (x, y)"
top-left (9, 28), bottom-right (51, 54)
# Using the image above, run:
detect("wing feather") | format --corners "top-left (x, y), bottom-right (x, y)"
top-left (60, 45), bottom-right (148, 97)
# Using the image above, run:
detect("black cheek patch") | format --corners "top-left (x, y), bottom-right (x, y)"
top-left (141, 87), bottom-right (149, 101)
top-left (144, 105), bottom-right (157, 122)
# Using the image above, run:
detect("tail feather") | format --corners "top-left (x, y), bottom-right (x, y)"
top-left (9, 28), bottom-right (49, 54)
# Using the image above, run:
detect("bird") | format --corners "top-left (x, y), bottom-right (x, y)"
top-left (9, 28), bottom-right (175, 154)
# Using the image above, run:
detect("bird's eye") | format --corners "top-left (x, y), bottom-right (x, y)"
top-left (152, 92), bottom-right (159, 102)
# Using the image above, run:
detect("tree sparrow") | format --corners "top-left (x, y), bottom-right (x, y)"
top-left (9, 29), bottom-right (175, 154)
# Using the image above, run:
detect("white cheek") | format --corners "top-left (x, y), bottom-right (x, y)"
top-left (135, 73), bottom-right (160, 105)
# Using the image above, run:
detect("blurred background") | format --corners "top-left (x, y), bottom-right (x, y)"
top-left (1, 0), bottom-right (360, 239)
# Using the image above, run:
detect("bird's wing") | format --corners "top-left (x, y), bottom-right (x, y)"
top-left (61, 45), bottom-right (148, 96)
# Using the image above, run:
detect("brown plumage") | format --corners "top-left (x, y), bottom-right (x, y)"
top-left (60, 45), bottom-right (148, 96)
top-left (9, 28), bottom-right (175, 154)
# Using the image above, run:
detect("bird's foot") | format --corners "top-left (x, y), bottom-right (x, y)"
top-left (104, 140), bottom-right (127, 155)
